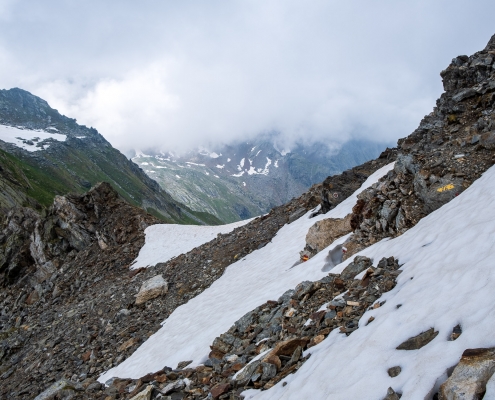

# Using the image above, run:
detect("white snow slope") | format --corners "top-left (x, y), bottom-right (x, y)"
top-left (102, 162), bottom-right (495, 399)
top-left (100, 163), bottom-right (394, 382)
top-left (130, 219), bottom-right (252, 270)
top-left (0, 125), bottom-right (66, 151)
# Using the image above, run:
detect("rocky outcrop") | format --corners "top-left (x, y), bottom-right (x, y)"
top-left (0, 208), bottom-right (37, 282)
top-left (320, 148), bottom-right (397, 214)
top-left (0, 182), bottom-right (160, 398)
top-left (103, 256), bottom-right (401, 399)
top-left (344, 34), bottom-right (495, 258)
top-left (439, 348), bottom-right (495, 399)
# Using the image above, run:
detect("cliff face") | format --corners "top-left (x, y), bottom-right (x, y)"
top-left (0, 182), bottom-right (159, 285)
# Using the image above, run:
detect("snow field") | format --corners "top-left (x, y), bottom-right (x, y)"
top-left (0, 125), bottom-right (66, 151)
top-left (99, 163), bottom-right (394, 382)
top-left (244, 164), bottom-right (495, 400)
top-left (130, 219), bottom-right (253, 270)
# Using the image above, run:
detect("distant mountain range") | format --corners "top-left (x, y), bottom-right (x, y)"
top-left (0, 88), bottom-right (220, 225)
top-left (133, 138), bottom-right (388, 222)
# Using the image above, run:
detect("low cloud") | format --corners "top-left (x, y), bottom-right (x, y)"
top-left (1, 0), bottom-right (494, 154)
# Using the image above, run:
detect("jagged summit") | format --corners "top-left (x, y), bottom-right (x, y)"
top-left (485, 33), bottom-right (495, 51)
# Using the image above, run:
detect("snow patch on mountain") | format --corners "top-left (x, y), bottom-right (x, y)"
top-left (99, 163), bottom-right (394, 383)
top-left (103, 161), bottom-right (495, 399)
top-left (242, 164), bottom-right (495, 400)
top-left (130, 219), bottom-right (252, 271)
top-left (0, 124), bottom-right (66, 152)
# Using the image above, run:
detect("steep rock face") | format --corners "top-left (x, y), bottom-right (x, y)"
top-left (344, 34), bottom-right (495, 257)
top-left (0, 182), bottom-right (159, 285)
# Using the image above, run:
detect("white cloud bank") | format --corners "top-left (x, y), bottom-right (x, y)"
top-left (0, 0), bottom-right (494, 153)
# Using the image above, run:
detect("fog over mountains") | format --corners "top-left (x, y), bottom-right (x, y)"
top-left (134, 138), bottom-right (387, 222)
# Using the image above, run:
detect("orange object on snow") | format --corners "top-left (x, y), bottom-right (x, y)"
top-left (301, 254), bottom-right (309, 262)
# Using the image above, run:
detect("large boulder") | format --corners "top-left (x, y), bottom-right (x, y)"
top-left (305, 214), bottom-right (352, 254)
top-left (135, 275), bottom-right (168, 305)
top-left (439, 348), bottom-right (495, 399)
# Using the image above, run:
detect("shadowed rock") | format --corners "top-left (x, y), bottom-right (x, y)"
top-left (396, 328), bottom-right (438, 350)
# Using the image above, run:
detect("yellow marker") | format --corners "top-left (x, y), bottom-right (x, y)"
top-left (437, 183), bottom-right (455, 193)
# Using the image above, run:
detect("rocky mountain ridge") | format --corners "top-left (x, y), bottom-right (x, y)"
top-left (0, 88), bottom-right (219, 225)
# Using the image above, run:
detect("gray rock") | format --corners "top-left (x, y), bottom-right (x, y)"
top-left (388, 366), bottom-right (401, 377)
top-left (395, 208), bottom-right (407, 231)
top-left (396, 328), bottom-right (438, 350)
top-left (130, 385), bottom-right (153, 400)
top-left (439, 348), bottom-right (495, 400)
top-left (382, 387), bottom-right (400, 400)
top-left (135, 275), bottom-right (168, 305)
top-left (394, 154), bottom-right (418, 175)
top-left (340, 256), bottom-right (372, 280)
top-left (452, 88), bottom-right (477, 102)
top-left (277, 289), bottom-right (295, 304)
top-left (414, 176), bottom-right (464, 213)
top-left (86, 381), bottom-right (103, 391)
top-left (380, 200), bottom-right (399, 223)
top-left (234, 308), bottom-right (259, 333)
top-left (234, 360), bottom-right (261, 386)
top-left (261, 362), bottom-right (277, 380)
top-left (294, 281), bottom-right (314, 299)
top-left (480, 131), bottom-right (495, 150)
top-left (329, 298), bottom-right (346, 308)
top-left (288, 208), bottom-right (307, 224)
top-left (34, 379), bottom-right (83, 400)
top-left (176, 360), bottom-right (192, 369)
top-left (161, 379), bottom-right (185, 395)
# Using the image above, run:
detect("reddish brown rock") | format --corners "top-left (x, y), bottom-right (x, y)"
top-left (270, 337), bottom-right (310, 357)
top-left (118, 337), bottom-right (140, 352)
top-left (263, 354), bottom-right (282, 371)
top-left (211, 383), bottom-right (230, 399)
top-left (81, 350), bottom-right (92, 362)
top-left (308, 334), bottom-right (325, 348)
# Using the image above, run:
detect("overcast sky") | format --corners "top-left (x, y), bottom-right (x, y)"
top-left (0, 1), bottom-right (494, 155)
